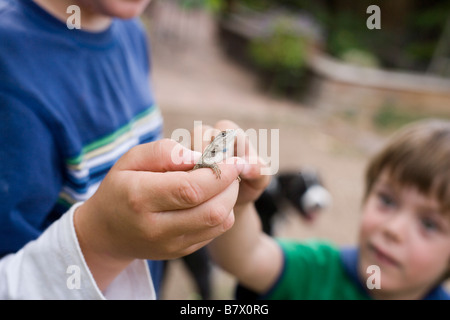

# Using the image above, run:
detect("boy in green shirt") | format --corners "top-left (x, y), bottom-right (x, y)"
top-left (209, 119), bottom-right (450, 300)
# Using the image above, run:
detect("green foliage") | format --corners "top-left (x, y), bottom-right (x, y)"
top-left (236, 1), bottom-right (447, 71)
top-left (249, 23), bottom-right (307, 70)
top-left (404, 1), bottom-right (450, 68)
top-left (372, 102), bottom-right (449, 131)
top-left (180, 0), bottom-right (224, 12)
top-left (247, 20), bottom-right (308, 95)
top-left (340, 49), bottom-right (380, 68)
top-left (405, 41), bottom-right (437, 62)
top-left (239, 0), bottom-right (274, 11)
top-left (410, 2), bottom-right (450, 30)
top-left (324, 11), bottom-right (384, 67)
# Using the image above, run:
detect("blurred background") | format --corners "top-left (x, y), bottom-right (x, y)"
top-left (140, 0), bottom-right (450, 299)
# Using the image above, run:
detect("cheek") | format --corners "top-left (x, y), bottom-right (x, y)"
top-left (405, 239), bottom-right (450, 280)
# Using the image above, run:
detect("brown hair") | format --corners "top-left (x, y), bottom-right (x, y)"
top-left (364, 119), bottom-right (450, 214)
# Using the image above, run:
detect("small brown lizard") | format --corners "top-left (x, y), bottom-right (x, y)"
top-left (193, 129), bottom-right (240, 181)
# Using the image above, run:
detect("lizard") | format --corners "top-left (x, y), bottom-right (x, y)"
top-left (193, 129), bottom-right (240, 181)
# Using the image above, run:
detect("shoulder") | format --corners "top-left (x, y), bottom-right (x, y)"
top-left (0, 0), bottom-right (49, 67)
top-left (0, 0), bottom-right (37, 34)
top-left (114, 18), bottom-right (149, 47)
top-left (425, 285), bottom-right (450, 300)
top-left (278, 239), bottom-right (340, 262)
top-left (0, 0), bottom-right (17, 18)
top-left (263, 239), bottom-right (342, 298)
top-left (277, 239), bottom-right (342, 282)
top-left (119, 18), bottom-right (147, 34)
top-left (112, 18), bottom-right (151, 65)
top-left (0, 0), bottom-right (27, 37)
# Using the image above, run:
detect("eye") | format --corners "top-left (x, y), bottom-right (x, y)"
top-left (421, 218), bottom-right (438, 231)
top-left (377, 191), bottom-right (396, 209)
top-left (419, 216), bottom-right (441, 233)
top-left (211, 150), bottom-right (216, 156)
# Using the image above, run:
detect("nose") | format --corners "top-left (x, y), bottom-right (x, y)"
top-left (381, 210), bottom-right (411, 243)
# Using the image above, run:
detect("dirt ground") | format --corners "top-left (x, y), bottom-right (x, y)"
top-left (142, 1), bottom-right (449, 299)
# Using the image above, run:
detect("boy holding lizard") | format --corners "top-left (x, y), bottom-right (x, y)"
top-left (0, 0), bottom-right (244, 299)
top-left (210, 119), bottom-right (450, 300)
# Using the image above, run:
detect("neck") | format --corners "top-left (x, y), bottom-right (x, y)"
top-left (32, 0), bottom-right (112, 32)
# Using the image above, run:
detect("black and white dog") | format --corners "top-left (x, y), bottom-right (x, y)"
top-left (255, 169), bottom-right (332, 235)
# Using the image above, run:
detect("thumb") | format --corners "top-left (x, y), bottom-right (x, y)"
top-left (114, 138), bottom-right (201, 172)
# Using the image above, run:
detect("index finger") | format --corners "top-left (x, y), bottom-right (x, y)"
top-left (134, 159), bottom-right (244, 212)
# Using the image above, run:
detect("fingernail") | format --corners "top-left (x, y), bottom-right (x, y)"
top-left (233, 157), bottom-right (245, 173)
top-left (241, 163), bottom-right (252, 176)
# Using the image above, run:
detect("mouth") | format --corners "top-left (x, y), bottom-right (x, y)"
top-left (368, 243), bottom-right (401, 268)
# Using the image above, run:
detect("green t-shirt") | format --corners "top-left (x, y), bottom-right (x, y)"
top-left (265, 240), bottom-right (371, 300)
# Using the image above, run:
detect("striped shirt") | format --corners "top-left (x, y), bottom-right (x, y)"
top-left (60, 106), bottom-right (163, 207)
top-left (0, 0), bottom-right (163, 259)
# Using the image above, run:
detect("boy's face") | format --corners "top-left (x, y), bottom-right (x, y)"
top-left (358, 171), bottom-right (450, 299)
top-left (75, 0), bottom-right (152, 19)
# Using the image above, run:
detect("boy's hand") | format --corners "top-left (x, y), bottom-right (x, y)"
top-left (74, 138), bottom-right (243, 290)
top-left (195, 120), bottom-right (271, 207)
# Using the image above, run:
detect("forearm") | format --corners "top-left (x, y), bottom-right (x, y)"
top-left (0, 203), bottom-right (155, 299)
top-left (208, 203), bottom-right (262, 271)
top-left (0, 204), bottom-right (104, 299)
top-left (73, 198), bottom-right (134, 292)
top-left (208, 203), bottom-right (282, 293)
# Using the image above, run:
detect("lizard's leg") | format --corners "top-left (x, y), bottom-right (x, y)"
top-left (193, 163), bottom-right (221, 179)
